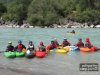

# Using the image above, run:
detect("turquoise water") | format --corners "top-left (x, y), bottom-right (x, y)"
top-left (0, 28), bottom-right (100, 75)
top-left (0, 28), bottom-right (100, 51)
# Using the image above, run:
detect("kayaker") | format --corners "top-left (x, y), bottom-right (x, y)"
top-left (75, 38), bottom-right (84, 48)
top-left (46, 41), bottom-right (57, 52)
top-left (6, 42), bottom-right (14, 52)
top-left (84, 38), bottom-right (100, 51)
top-left (54, 38), bottom-right (59, 47)
top-left (27, 41), bottom-right (35, 52)
top-left (37, 41), bottom-right (46, 52)
top-left (71, 30), bottom-right (75, 34)
top-left (15, 40), bottom-right (26, 52)
top-left (85, 38), bottom-right (93, 48)
top-left (61, 38), bottom-right (71, 47)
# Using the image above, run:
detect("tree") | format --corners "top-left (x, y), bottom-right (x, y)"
top-left (3, 0), bottom-right (32, 25)
top-left (0, 3), bottom-right (7, 17)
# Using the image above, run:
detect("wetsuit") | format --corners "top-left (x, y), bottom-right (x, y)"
top-left (62, 41), bottom-right (70, 47)
top-left (15, 44), bottom-right (26, 52)
top-left (38, 45), bottom-right (46, 52)
top-left (75, 42), bottom-right (84, 48)
top-left (6, 45), bottom-right (14, 52)
top-left (27, 45), bottom-right (35, 51)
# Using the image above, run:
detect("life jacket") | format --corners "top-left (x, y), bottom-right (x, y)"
top-left (18, 44), bottom-right (23, 51)
top-left (7, 46), bottom-right (14, 51)
top-left (63, 41), bottom-right (69, 47)
top-left (54, 41), bottom-right (59, 46)
top-left (85, 42), bottom-right (92, 48)
top-left (39, 45), bottom-right (46, 51)
top-left (77, 42), bottom-right (84, 47)
top-left (28, 45), bottom-right (34, 50)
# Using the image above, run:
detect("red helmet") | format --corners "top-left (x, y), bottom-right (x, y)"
top-left (86, 38), bottom-right (90, 41)
top-left (40, 41), bottom-right (43, 45)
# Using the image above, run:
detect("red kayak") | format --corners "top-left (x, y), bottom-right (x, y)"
top-left (35, 52), bottom-right (46, 58)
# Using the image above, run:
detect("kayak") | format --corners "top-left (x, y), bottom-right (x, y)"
top-left (4, 51), bottom-right (16, 58)
top-left (50, 48), bottom-right (68, 53)
top-left (69, 46), bottom-right (78, 51)
top-left (16, 52), bottom-right (25, 57)
top-left (35, 52), bottom-right (46, 58)
top-left (66, 32), bottom-right (79, 35)
top-left (80, 47), bottom-right (91, 52)
top-left (25, 53), bottom-right (35, 58)
top-left (66, 32), bottom-right (75, 34)
top-left (80, 46), bottom-right (97, 52)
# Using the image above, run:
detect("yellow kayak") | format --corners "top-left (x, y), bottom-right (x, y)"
top-left (50, 49), bottom-right (68, 53)
top-left (66, 32), bottom-right (79, 35)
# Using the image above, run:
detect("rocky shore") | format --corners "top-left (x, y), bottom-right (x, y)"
top-left (0, 20), bottom-right (100, 28)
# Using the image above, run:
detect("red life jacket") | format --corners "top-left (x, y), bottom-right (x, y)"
top-left (85, 42), bottom-right (92, 48)
top-left (75, 42), bottom-right (84, 47)
top-left (18, 44), bottom-right (23, 51)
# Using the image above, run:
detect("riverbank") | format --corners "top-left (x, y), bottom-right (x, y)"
top-left (0, 20), bottom-right (100, 28)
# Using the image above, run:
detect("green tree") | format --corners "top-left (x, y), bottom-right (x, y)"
top-left (3, 0), bottom-right (32, 25)
top-left (28, 0), bottom-right (66, 26)
top-left (0, 3), bottom-right (7, 17)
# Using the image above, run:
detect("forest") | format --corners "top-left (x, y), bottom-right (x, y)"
top-left (0, 0), bottom-right (100, 26)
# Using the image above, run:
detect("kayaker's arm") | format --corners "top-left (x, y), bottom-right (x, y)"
top-left (22, 45), bottom-right (26, 49)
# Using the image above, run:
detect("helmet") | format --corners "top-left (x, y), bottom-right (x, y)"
top-left (29, 41), bottom-right (33, 43)
top-left (8, 41), bottom-right (12, 44)
top-left (51, 41), bottom-right (54, 44)
top-left (86, 38), bottom-right (90, 41)
top-left (78, 38), bottom-right (82, 41)
top-left (64, 38), bottom-right (67, 40)
top-left (18, 40), bottom-right (22, 43)
top-left (40, 41), bottom-right (43, 45)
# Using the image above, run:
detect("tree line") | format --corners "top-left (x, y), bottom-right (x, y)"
top-left (0, 0), bottom-right (100, 26)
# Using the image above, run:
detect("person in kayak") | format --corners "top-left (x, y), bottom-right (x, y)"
top-left (61, 38), bottom-right (71, 47)
top-left (15, 40), bottom-right (26, 52)
top-left (71, 30), bottom-right (75, 34)
top-left (84, 38), bottom-right (100, 51)
top-left (46, 41), bottom-right (57, 53)
top-left (54, 38), bottom-right (59, 47)
top-left (75, 38), bottom-right (84, 48)
top-left (27, 41), bottom-right (35, 52)
top-left (37, 41), bottom-right (46, 52)
top-left (6, 42), bottom-right (14, 52)
top-left (85, 38), bottom-right (93, 48)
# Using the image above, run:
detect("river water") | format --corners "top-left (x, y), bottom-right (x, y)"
top-left (0, 28), bottom-right (100, 75)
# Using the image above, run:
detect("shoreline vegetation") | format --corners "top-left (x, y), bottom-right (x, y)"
top-left (0, 0), bottom-right (100, 28)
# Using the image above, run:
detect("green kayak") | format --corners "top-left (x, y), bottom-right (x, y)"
top-left (16, 52), bottom-right (25, 57)
top-left (4, 52), bottom-right (16, 58)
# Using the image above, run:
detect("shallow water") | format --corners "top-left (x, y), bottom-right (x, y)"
top-left (0, 28), bottom-right (100, 75)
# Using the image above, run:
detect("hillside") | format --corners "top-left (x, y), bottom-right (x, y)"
top-left (0, 0), bottom-right (100, 27)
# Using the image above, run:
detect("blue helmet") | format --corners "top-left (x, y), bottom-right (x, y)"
top-left (18, 40), bottom-right (22, 43)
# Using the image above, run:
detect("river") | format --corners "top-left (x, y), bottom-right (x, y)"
top-left (0, 28), bottom-right (100, 75)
